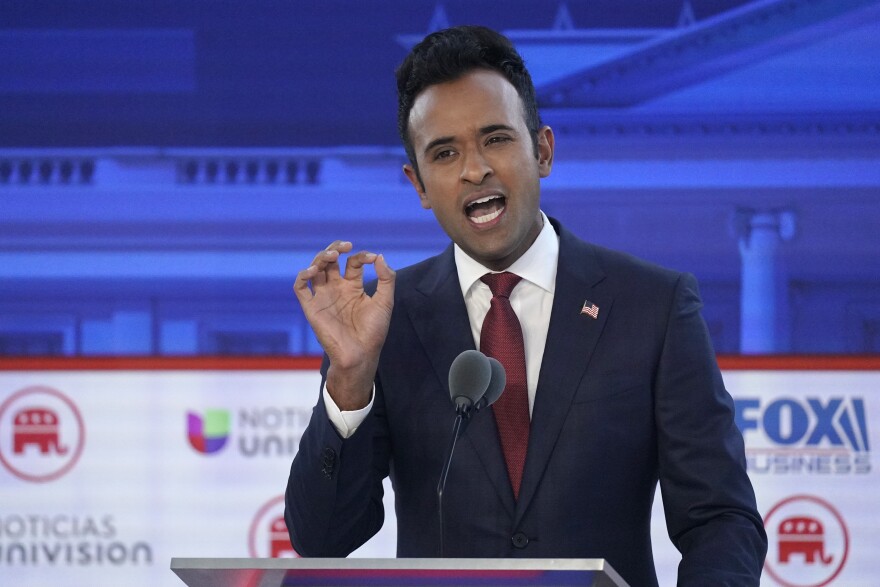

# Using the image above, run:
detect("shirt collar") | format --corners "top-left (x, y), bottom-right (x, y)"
top-left (454, 211), bottom-right (559, 298)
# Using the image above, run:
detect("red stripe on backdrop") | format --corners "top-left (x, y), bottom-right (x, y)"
top-left (0, 355), bottom-right (878, 371)
top-left (0, 356), bottom-right (324, 371)
top-left (716, 355), bottom-right (880, 370)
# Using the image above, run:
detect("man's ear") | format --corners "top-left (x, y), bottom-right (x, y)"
top-left (536, 126), bottom-right (555, 178)
top-left (403, 164), bottom-right (432, 209)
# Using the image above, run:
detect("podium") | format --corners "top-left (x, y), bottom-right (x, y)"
top-left (171, 558), bottom-right (629, 587)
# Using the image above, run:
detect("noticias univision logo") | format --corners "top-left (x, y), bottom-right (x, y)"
top-left (186, 409), bottom-right (230, 454)
top-left (735, 397), bottom-right (871, 475)
top-left (186, 406), bottom-right (312, 458)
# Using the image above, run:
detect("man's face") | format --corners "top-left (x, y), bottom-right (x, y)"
top-left (403, 69), bottom-right (554, 271)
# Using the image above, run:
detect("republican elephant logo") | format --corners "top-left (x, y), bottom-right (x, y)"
top-left (249, 496), bottom-right (300, 558)
top-left (269, 516), bottom-right (297, 558)
top-left (13, 407), bottom-right (69, 456)
top-left (778, 516), bottom-right (832, 565)
top-left (764, 495), bottom-right (848, 587)
top-left (0, 386), bottom-right (85, 483)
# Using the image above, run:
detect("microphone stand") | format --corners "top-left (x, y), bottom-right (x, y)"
top-left (436, 405), bottom-right (474, 558)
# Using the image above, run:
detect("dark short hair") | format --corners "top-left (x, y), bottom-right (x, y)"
top-left (395, 25), bottom-right (542, 175)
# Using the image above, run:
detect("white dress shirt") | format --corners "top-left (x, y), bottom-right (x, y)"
top-left (324, 211), bottom-right (559, 437)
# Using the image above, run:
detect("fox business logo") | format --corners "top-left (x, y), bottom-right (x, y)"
top-left (735, 397), bottom-right (870, 475)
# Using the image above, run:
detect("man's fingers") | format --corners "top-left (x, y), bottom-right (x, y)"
top-left (326, 241), bottom-right (353, 277)
top-left (305, 241), bottom-right (353, 285)
top-left (375, 254), bottom-right (395, 282)
top-left (295, 241), bottom-right (358, 300)
top-left (343, 251), bottom-right (378, 282)
top-left (320, 241), bottom-right (348, 281)
top-left (309, 240), bottom-right (343, 267)
top-left (293, 265), bottom-right (318, 305)
top-left (373, 254), bottom-right (396, 306)
top-left (321, 240), bottom-right (353, 255)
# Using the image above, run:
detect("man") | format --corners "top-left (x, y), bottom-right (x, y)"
top-left (286, 25), bottom-right (767, 586)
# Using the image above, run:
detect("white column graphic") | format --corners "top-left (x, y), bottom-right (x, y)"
top-left (736, 209), bottom-right (796, 354)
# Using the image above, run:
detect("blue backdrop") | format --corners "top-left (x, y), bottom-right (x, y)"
top-left (1, 0), bottom-right (879, 356)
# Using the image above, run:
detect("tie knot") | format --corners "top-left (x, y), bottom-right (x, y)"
top-left (481, 272), bottom-right (522, 298)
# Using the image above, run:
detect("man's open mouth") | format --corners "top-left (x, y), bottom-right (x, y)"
top-left (465, 194), bottom-right (506, 224)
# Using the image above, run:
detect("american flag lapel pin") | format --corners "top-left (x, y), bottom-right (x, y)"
top-left (580, 300), bottom-right (599, 319)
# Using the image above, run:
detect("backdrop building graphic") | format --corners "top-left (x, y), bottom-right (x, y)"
top-left (1, 2), bottom-right (878, 355)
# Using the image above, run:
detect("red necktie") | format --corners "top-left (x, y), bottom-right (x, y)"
top-left (479, 272), bottom-right (529, 499)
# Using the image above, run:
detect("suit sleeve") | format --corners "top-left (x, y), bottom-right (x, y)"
top-left (284, 357), bottom-right (391, 556)
top-left (655, 273), bottom-right (768, 585)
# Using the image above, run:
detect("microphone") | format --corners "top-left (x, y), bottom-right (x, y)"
top-left (448, 349), bottom-right (492, 415)
top-left (475, 357), bottom-right (505, 412)
top-left (437, 350), bottom-right (506, 557)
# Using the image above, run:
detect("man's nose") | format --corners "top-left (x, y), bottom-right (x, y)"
top-left (459, 147), bottom-right (493, 184)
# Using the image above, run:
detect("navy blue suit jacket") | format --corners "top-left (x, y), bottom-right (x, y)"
top-left (286, 220), bottom-right (767, 586)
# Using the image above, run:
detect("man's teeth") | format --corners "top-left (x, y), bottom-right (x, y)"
top-left (472, 207), bottom-right (504, 224)
top-left (466, 194), bottom-right (505, 224)
top-left (471, 194), bottom-right (501, 206)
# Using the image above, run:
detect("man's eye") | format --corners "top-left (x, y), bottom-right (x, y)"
top-left (487, 135), bottom-right (511, 145)
top-left (434, 149), bottom-right (454, 160)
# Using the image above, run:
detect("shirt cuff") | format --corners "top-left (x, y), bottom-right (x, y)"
top-left (322, 385), bottom-right (374, 439)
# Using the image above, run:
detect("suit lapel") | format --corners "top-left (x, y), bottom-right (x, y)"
top-left (404, 247), bottom-right (516, 517)
top-left (514, 223), bottom-right (613, 525)
top-left (405, 247), bottom-right (474, 389)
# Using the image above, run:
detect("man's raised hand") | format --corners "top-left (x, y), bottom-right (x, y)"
top-left (293, 241), bottom-right (395, 410)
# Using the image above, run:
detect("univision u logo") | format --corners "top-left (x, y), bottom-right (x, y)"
top-left (187, 409), bottom-right (230, 454)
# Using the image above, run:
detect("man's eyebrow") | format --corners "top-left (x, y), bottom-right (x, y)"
top-left (423, 136), bottom-right (455, 157)
top-left (479, 124), bottom-right (516, 135)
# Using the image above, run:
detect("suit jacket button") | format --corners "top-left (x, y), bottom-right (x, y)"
top-left (511, 532), bottom-right (529, 549)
